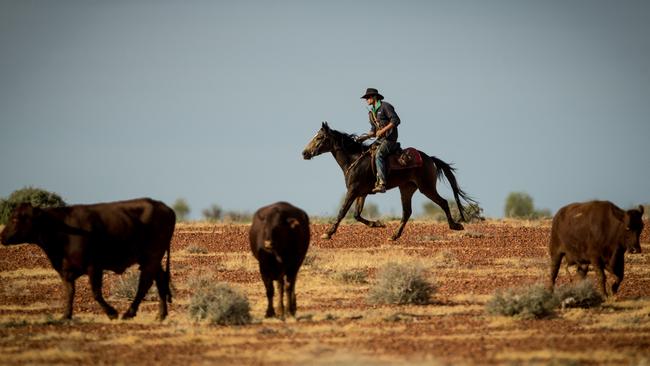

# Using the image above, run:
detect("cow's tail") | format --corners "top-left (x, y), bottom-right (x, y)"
top-left (165, 247), bottom-right (172, 304)
top-left (429, 155), bottom-right (478, 222)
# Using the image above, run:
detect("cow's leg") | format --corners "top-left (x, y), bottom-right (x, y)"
top-left (122, 268), bottom-right (155, 319)
top-left (548, 251), bottom-right (564, 291)
top-left (610, 252), bottom-right (625, 296)
top-left (322, 191), bottom-right (357, 239)
top-left (286, 273), bottom-right (297, 317)
top-left (277, 276), bottom-right (286, 320)
top-left (61, 276), bottom-right (76, 320)
top-left (592, 261), bottom-right (608, 297)
top-left (88, 267), bottom-right (118, 319)
top-left (353, 196), bottom-right (385, 228)
top-left (154, 264), bottom-right (169, 321)
top-left (391, 183), bottom-right (417, 241)
top-left (262, 272), bottom-right (275, 318)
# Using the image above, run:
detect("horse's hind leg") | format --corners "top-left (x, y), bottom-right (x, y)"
top-left (390, 183), bottom-right (417, 241)
top-left (353, 196), bottom-right (385, 228)
top-left (419, 185), bottom-right (463, 231)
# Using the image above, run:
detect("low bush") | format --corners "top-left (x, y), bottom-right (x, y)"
top-left (486, 284), bottom-right (558, 319)
top-left (186, 244), bottom-right (209, 254)
top-left (0, 186), bottom-right (66, 224)
top-left (188, 275), bottom-right (251, 325)
top-left (367, 262), bottom-right (435, 305)
top-left (112, 269), bottom-right (158, 300)
top-left (555, 280), bottom-right (604, 309)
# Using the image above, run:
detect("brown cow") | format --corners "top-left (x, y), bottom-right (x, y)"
top-left (249, 202), bottom-right (310, 319)
top-left (0, 198), bottom-right (175, 320)
top-left (548, 200), bottom-right (644, 296)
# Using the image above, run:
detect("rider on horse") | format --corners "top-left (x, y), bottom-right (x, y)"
top-left (356, 88), bottom-right (401, 193)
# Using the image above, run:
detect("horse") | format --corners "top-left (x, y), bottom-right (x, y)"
top-left (302, 122), bottom-right (476, 240)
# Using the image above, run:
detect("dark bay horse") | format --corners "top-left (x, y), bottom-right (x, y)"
top-left (302, 122), bottom-right (476, 240)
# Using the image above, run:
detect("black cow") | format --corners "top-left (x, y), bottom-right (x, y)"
top-left (0, 198), bottom-right (175, 320)
top-left (249, 202), bottom-right (310, 319)
top-left (548, 200), bottom-right (644, 296)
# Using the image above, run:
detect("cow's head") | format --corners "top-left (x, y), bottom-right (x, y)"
top-left (0, 204), bottom-right (41, 246)
top-left (261, 207), bottom-right (302, 252)
top-left (302, 122), bottom-right (334, 160)
top-left (623, 205), bottom-right (644, 254)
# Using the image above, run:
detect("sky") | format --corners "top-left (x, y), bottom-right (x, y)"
top-left (1, 0), bottom-right (649, 219)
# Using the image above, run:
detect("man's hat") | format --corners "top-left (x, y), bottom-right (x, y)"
top-left (360, 88), bottom-right (384, 100)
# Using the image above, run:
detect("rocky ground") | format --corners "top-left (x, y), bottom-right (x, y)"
top-left (1, 220), bottom-right (649, 365)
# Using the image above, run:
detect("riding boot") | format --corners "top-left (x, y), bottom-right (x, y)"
top-left (372, 179), bottom-right (386, 193)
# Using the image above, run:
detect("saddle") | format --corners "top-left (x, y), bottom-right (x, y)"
top-left (370, 146), bottom-right (423, 174)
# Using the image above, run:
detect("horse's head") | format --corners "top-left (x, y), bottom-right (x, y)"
top-left (302, 122), bottom-right (334, 160)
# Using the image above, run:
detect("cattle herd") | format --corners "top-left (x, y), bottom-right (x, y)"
top-left (0, 196), bottom-right (645, 321)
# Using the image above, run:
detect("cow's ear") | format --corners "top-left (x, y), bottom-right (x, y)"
top-left (623, 212), bottom-right (632, 230)
top-left (286, 217), bottom-right (301, 229)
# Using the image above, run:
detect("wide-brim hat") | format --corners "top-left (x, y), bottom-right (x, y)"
top-left (361, 88), bottom-right (384, 100)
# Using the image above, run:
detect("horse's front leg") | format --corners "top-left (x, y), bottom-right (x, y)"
top-left (322, 191), bottom-right (357, 239)
top-left (353, 196), bottom-right (385, 228)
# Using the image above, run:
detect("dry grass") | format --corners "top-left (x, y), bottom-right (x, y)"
top-left (1, 221), bottom-right (649, 365)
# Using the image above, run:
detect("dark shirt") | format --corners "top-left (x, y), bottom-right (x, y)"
top-left (368, 101), bottom-right (401, 142)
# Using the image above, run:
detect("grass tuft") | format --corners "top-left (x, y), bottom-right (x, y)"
top-left (186, 244), bottom-right (209, 254)
top-left (111, 269), bottom-right (157, 300)
top-left (367, 262), bottom-right (435, 305)
top-left (334, 268), bottom-right (368, 284)
top-left (188, 274), bottom-right (251, 325)
top-left (555, 280), bottom-right (604, 309)
top-left (486, 284), bottom-right (558, 319)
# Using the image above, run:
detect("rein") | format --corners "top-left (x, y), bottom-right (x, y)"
top-left (344, 149), bottom-right (372, 176)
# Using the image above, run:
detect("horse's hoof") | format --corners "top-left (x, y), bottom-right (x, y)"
top-left (320, 233), bottom-right (332, 240)
top-left (371, 221), bottom-right (386, 228)
top-left (450, 223), bottom-right (464, 231)
top-left (121, 310), bottom-right (136, 320)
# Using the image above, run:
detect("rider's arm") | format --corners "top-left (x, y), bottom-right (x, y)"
top-left (376, 123), bottom-right (395, 138)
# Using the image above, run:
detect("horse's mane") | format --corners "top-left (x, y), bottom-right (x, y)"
top-left (329, 128), bottom-right (370, 155)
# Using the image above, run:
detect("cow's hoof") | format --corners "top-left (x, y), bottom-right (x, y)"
top-left (106, 309), bottom-right (119, 320)
top-left (320, 233), bottom-right (331, 240)
top-left (450, 222), bottom-right (464, 231)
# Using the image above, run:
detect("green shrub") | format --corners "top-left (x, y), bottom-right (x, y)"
top-left (555, 280), bottom-right (604, 309)
top-left (172, 198), bottom-right (190, 222)
top-left (486, 284), bottom-right (558, 319)
top-left (202, 204), bottom-right (222, 222)
top-left (504, 192), bottom-right (534, 218)
top-left (367, 263), bottom-right (435, 305)
top-left (335, 269), bottom-right (368, 284)
top-left (0, 186), bottom-right (66, 224)
top-left (188, 276), bottom-right (251, 325)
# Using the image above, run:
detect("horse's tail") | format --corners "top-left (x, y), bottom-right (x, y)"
top-left (429, 155), bottom-right (478, 222)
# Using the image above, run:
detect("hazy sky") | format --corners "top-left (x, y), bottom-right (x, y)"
top-left (1, 0), bottom-right (648, 219)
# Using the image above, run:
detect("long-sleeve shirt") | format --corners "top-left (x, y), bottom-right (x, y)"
top-left (368, 101), bottom-right (401, 142)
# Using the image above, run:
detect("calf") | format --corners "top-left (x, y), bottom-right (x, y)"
top-left (548, 200), bottom-right (644, 296)
top-left (0, 198), bottom-right (175, 320)
top-left (249, 202), bottom-right (310, 319)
